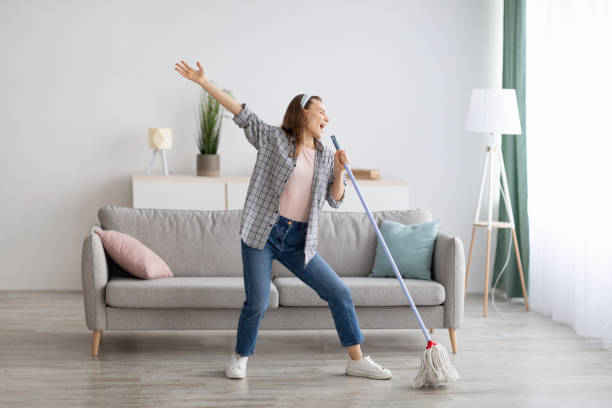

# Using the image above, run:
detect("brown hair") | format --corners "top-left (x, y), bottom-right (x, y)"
top-left (281, 94), bottom-right (323, 158)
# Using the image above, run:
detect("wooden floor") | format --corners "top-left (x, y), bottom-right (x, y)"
top-left (1, 291), bottom-right (611, 408)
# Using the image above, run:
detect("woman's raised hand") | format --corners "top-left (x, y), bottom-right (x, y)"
top-left (175, 60), bottom-right (207, 85)
top-left (175, 59), bottom-right (242, 116)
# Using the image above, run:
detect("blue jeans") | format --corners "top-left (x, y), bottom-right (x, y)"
top-left (234, 214), bottom-right (365, 357)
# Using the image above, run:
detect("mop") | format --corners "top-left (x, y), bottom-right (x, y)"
top-left (330, 135), bottom-right (460, 388)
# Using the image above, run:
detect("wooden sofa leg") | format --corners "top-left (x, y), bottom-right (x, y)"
top-left (429, 328), bottom-right (434, 334)
top-left (448, 328), bottom-right (457, 354)
top-left (92, 330), bottom-right (102, 356)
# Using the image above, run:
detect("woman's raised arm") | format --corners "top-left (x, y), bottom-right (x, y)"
top-left (175, 60), bottom-right (243, 116)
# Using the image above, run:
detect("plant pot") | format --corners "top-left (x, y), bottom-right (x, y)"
top-left (197, 154), bottom-right (220, 176)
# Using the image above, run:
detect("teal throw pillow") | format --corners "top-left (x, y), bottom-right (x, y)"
top-left (369, 218), bottom-right (440, 280)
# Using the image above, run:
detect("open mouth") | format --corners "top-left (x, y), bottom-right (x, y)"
top-left (319, 123), bottom-right (325, 131)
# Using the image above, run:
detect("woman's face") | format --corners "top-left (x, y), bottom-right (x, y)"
top-left (304, 100), bottom-right (329, 139)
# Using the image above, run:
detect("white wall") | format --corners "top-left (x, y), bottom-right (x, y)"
top-left (0, 0), bottom-right (503, 291)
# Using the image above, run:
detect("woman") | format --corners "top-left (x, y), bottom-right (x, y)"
top-left (175, 60), bottom-right (392, 381)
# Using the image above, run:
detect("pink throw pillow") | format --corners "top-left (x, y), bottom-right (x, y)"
top-left (94, 228), bottom-right (173, 279)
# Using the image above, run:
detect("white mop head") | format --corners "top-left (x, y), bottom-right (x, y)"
top-left (412, 341), bottom-right (460, 388)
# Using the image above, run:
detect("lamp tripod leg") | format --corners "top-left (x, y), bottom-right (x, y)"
top-left (161, 150), bottom-right (169, 176)
top-left (146, 149), bottom-right (158, 175)
top-left (512, 228), bottom-right (530, 311)
top-left (497, 147), bottom-right (529, 311)
top-left (464, 226), bottom-right (477, 300)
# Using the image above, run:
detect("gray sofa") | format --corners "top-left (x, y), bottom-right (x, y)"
top-left (81, 205), bottom-right (465, 357)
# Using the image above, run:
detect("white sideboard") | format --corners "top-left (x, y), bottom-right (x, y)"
top-left (132, 174), bottom-right (410, 212)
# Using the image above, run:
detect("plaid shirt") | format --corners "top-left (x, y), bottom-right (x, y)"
top-left (233, 102), bottom-right (347, 267)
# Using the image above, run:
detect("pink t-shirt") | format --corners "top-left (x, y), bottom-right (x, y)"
top-left (278, 145), bottom-right (316, 222)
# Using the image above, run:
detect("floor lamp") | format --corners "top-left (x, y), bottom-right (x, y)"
top-left (463, 89), bottom-right (529, 317)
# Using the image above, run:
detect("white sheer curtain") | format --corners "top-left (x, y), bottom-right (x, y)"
top-left (527, 0), bottom-right (612, 348)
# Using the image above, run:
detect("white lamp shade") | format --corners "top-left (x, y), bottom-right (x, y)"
top-left (149, 128), bottom-right (172, 149)
top-left (465, 89), bottom-right (522, 135)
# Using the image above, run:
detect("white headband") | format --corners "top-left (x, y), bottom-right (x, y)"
top-left (300, 93), bottom-right (311, 109)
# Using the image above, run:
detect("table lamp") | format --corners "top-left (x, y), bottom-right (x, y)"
top-left (147, 128), bottom-right (172, 176)
top-left (463, 89), bottom-right (529, 317)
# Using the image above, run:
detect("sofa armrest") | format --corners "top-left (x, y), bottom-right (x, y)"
top-left (81, 224), bottom-right (108, 330)
top-left (432, 230), bottom-right (466, 328)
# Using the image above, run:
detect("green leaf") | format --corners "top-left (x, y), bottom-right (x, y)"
top-left (195, 86), bottom-right (235, 154)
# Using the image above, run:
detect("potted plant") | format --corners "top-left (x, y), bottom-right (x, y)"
top-left (195, 84), bottom-right (234, 176)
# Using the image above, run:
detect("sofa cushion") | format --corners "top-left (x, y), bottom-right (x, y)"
top-left (273, 276), bottom-right (445, 307)
top-left (98, 206), bottom-right (244, 278)
top-left (370, 219), bottom-right (440, 280)
top-left (272, 209), bottom-right (433, 279)
top-left (93, 227), bottom-right (174, 279)
top-left (106, 276), bottom-right (279, 309)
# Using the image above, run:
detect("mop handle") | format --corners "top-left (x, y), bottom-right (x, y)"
top-left (330, 135), bottom-right (432, 343)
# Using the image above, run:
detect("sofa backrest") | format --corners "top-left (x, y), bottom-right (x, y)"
top-left (98, 206), bottom-right (432, 278)
top-left (272, 209), bottom-right (432, 278)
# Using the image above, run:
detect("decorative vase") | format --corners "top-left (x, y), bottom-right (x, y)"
top-left (197, 154), bottom-right (220, 176)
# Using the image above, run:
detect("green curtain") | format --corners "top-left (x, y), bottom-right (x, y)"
top-left (492, 0), bottom-right (529, 299)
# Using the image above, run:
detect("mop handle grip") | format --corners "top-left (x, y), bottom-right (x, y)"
top-left (330, 135), bottom-right (341, 151)
top-left (329, 135), bottom-right (432, 343)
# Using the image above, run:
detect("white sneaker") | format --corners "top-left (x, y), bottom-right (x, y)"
top-left (225, 352), bottom-right (248, 379)
top-left (345, 355), bottom-right (392, 380)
